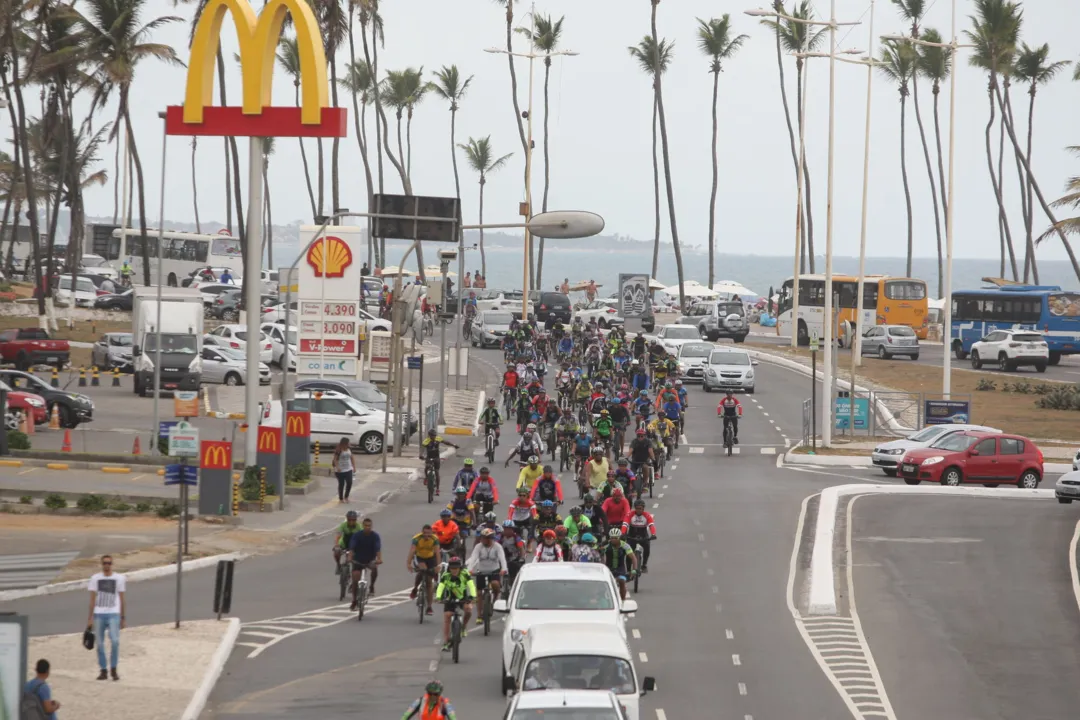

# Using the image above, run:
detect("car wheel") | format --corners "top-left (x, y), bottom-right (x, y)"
top-left (998, 353), bottom-right (1013, 372)
top-left (56, 405), bottom-right (74, 429)
top-left (1058, 497), bottom-right (1073, 504)
top-left (734, 335), bottom-right (746, 344)
top-left (953, 342), bottom-right (968, 360)
top-left (746, 387), bottom-right (755, 394)
top-left (4, 411), bottom-right (21, 432)
top-left (598, 319), bottom-right (608, 330)
top-left (698, 326), bottom-right (708, 341)
top-left (971, 350), bottom-right (982, 369)
top-left (877, 346), bottom-right (889, 360)
top-left (911, 353), bottom-right (919, 361)
top-left (360, 431), bottom-right (384, 454)
top-left (883, 469), bottom-right (898, 477)
top-left (1035, 362), bottom-right (1047, 373)
top-left (941, 467), bottom-right (962, 486)
top-left (224, 372), bottom-right (242, 386)
top-left (223, 310), bottom-right (239, 322)
top-left (1017, 470), bottom-right (1040, 489)
top-left (903, 478), bottom-right (920, 486)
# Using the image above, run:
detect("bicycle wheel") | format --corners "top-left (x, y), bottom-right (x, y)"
top-left (427, 468), bottom-right (436, 503)
top-left (451, 615), bottom-right (461, 664)
top-left (338, 562), bottom-right (348, 602)
top-left (633, 571), bottom-right (640, 595)
top-left (417, 591), bottom-right (425, 624)
top-left (483, 588), bottom-right (492, 636)
top-left (648, 467), bottom-right (654, 498)
top-left (357, 581), bottom-right (367, 621)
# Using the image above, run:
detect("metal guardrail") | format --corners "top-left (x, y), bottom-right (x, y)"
top-left (425, 401), bottom-right (441, 436)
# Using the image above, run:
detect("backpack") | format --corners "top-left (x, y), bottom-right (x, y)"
top-left (21, 679), bottom-right (49, 720)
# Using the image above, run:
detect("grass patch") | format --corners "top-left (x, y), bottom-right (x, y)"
top-left (0, 316), bottom-right (131, 344)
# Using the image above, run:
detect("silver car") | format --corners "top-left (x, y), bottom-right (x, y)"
top-left (200, 346), bottom-right (271, 386)
top-left (91, 332), bottom-right (133, 370)
top-left (470, 310), bottom-right (513, 348)
top-left (871, 423), bottom-right (1000, 476)
top-left (861, 324), bottom-right (920, 360)
top-left (1055, 470), bottom-right (1080, 504)
top-left (702, 348), bottom-right (757, 394)
top-left (676, 342), bottom-right (714, 383)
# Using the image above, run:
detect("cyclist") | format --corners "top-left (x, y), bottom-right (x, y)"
top-left (432, 509), bottom-right (461, 562)
top-left (631, 332), bottom-right (647, 360)
top-left (531, 389), bottom-right (552, 424)
top-left (634, 390), bottom-right (654, 427)
top-left (407, 524), bottom-right (440, 613)
top-left (446, 487), bottom-right (476, 537)
top-left (593, 409), bottom-right (614, 450)
top-left (611, 458), bottom-right (638, 498)
top-left (345, 517), bottom-right (382, 610)
top-left (555, 407), bottom-right (580, 451)
top-left (555, 525), bottom-right (573, 560)
top-left (434, 557), bottom-right (476, 651)
top-left (400, 681), bottom-right (456, 720)
top-left (627, 428), bottom-right (655, 482)
top-left (585, 446), bottom-right (610, 496)
top-left (332, 510), bottom-right (361, 572)
top-left (502, 363), bottom-right (519, 404)
top-left (630, 359), bottom-right (649, 393)
top-left (534, 529), bottom-right (564, 562)
top-left (660, 388), bottom-right (683, 439)
top-left (571, 532), bottom-right (600, 562)
top-left (563, 505), bottom-right (592, 544)
top-left (535, 499), bottom-right (564, 538)
top-left (516, 455), bottom-right (544, 493)
top-left (451, 458), bottom-right (478, 495)
top-left (675, 379), bottom-right (688, 409)
top-left (506, 487), bottom-right (538, 549)
top-left (465, 466), bottom-right (499, 515)
top-left (421, 429), bottom-right (460, 497)
top-left (473, 511), bottom-right (502, 545)
top-left (621, 499), bottom-right (658, 573)
top-left (602, 486), bottom-right (632, 529)
top-left (119, 259), bottom-right (134, 286)
top-left (602, 528), bottom-right (639, 601)
top-left (479, 398), bottom-right (503, 447)
top-left (500, 520), bottom-right (527, 588)
top-left (542, 396), bottom-right (561, 451)
top-left (717, 390), bottom-right (743, 445)
top-left (466, 527), bottom-right (507, 624)
top-left (505, 427), bottom-right (544, 467)
top-left (608, 395), bottom-right (630, 452)
top-left (648, 414), bottom-right (677, 459)
top-left (529, 465), bottom-right (564, 505)
top-left (579, 493), bottom-right (607, 537)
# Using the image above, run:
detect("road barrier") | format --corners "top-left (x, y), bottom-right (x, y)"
top-left (91, 366), bottom-right (100, 386)
top-left (50, 367), bottom-right (58, 387)
top-left (112, 368), bottom-right (121, 387)
top-left (213, 559), bottom-right (235, 619)
top-left (78, 367), bottom-right (87, 387)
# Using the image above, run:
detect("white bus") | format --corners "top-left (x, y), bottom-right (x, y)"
top-left (92, 227), bottom-right (245, 287)
top-left (776, 274), bottom-right (881, 346)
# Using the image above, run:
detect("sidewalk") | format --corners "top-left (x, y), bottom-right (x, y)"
top-left (27, 619), bottom-right (237, 720)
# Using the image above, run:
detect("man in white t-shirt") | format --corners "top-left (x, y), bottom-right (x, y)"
top-left (86, 555), bottom-right (126, 681)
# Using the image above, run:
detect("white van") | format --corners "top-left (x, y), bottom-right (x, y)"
top-left (504, 623), bottom-right (656, 720)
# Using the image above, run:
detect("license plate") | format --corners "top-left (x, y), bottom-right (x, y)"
top-left (165, 383), bottom-right (178, 389)
top-left (902, 464), bottom-right (916, 473)
top-left (1062, 486), bottom-right (1080, 495)
top-left (46, 356), bottom-right (57, 362)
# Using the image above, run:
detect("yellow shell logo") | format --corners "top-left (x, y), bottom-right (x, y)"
top-left (306, 236), bottom-right (353, 278)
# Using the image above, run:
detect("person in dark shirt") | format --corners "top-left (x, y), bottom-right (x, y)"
top-left (347, 517), bottom-right (383, 609)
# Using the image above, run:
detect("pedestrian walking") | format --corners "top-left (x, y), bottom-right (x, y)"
top-left (333, 436), bottom-right (355, 503)
top-left (475, 273), bottom-right (486, 289)
top-left (23, 658), bottom-right (61, 720)
top-left (361, 262), bottom-right (370, 277)
top-left (86, 555), bottom-right (125, 681)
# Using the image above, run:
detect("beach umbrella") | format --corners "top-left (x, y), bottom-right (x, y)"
top-left (711, 280), bottom-right (758, 298)
top-left (663, 280), bottom-right (718, 298)
top-left (648, 278), bottom-right (666, 290)
top-left (424, 265), bottom-right (456, 278)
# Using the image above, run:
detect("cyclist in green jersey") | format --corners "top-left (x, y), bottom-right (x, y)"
top-left (435, 557), bottom-right (477, 651)
top-left (333, 511), bottom-right (360, 571)
top-left (593, 408), bottom-right (614, 446)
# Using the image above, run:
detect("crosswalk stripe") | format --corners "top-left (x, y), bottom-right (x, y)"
top-left (0, 551), bottom-right (79, 590)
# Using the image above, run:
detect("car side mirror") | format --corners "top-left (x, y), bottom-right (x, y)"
top-left (621, 599), bottom-right (638, 614)
top-left (642, 677), bottom-right (657, 694)
top-left (502, 676), bottom-right (517, 694)
top-left (493, 599), bottom-right (509, 613)
top-left (751, 360), bottom-right (759, 366)
top-left (969, 448), bottom-right (980, 456)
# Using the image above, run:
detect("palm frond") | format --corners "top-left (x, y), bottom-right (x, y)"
top-left (627, 36), bottom-right (674, 76)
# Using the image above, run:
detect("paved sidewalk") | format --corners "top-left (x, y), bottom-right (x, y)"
top-left (27, 619), bottom-right (234, 720)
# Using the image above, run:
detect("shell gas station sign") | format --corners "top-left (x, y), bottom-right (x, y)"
top-left (296, 226), bottom-right (364, 376)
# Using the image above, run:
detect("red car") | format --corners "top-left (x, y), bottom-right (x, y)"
top-left (0, 380), bottom-right (48, 430)
top-left (899, 430), bottom-right (1043, 488)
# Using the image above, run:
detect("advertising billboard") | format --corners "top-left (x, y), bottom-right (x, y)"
top-left (297, 226), bottom-right (363, 377)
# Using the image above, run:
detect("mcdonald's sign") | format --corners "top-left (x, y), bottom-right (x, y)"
top-left (165, 0), bottom-right (346, 138)
top-left (257, 426), bottom-right (281, 454)
top-left (200, 440), bottom-right (232, 470)
top-left (286, 411), bottom-right (311, 438)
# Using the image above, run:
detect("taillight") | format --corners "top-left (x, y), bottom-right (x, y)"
top-left (216, 298), bottom-right (223, 305)
top-left (1009, 342), bottom-right (1021, 348)
top-left (887, 336), bottom-right (893, 344)
top-left (607, 308), bottom-right (615, 314)
top-left (540, 304), bottom-right (547, 310)
top-left (1037, 448), bottom-right (1044, 464)
top-left (230, 342), bottom-right (240, 349)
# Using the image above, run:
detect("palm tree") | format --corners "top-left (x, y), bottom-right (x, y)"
top-left (278, 35), bottom-right (319, 220)
top-left (356, 0), bottom-right (385, 264)
top-left (761, 1), bottom-right (825, 272)
top-left (878, 38), bottom-right (918, 277)
top-left (1011, 43), bottom-right (1070, 283)
top-left (314, 0), bottom-right (347, 212)
top-left (262, 137), bottom-right (275, 268)
top-left (493, 1), bottom-right (529, 161)
top-left (381, 69), bottom-right (412, 190)
top-left (431, 65), bottom-right (474, 215)
top-left (1041, 147), bottom-right (1080, 281)
top-left (696, 15), bottom-right (748, 289)
top-left (628, 36), bottom-right (673, 279)
top-left (916, 28), bottom-right (952, 289)
top-left (402, 67), bottom-right (430, 177)
top-left (966, 0), bottom-right (1021, 280)
top-left (516, 12), bottom-right (564, 289)
top-left (459, 136), bottom-right (513, 279)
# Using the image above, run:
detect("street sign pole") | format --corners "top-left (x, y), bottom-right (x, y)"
top-left (175, 456), bottom-right (184, 629)
top-left (810, 333), bottom-right (819, 452)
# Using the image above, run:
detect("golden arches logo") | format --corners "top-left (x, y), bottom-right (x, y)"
top-left (306, 236), bottom-right (353, 279)
top-left (257, 427), bottom-right (280, 453)
top-left (286, 413), bottom-right (310, 437)
top-left (201, 443), bottom-right (230, 470)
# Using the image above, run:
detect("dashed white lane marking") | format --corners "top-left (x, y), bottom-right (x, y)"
top-left (762, 412), bottom-right (769, 417)
top-left (701, 549), bottom-right (709, 558)
top-left (689, 446), bottom-right (704, 454)
top-left (712, 586), bottom-right (720, 594)
top-left (738, 682), bottom-right (748, 696)
top-left (760, 447), bottom-right (777, 455)
top-left (732, 654), bottom-right (742, 666)
top-left (693, 518), bottom-right (701, 526)
top-left (658, 492), bottom-right (665, 498)
top-left (698, 533), bottom-right (706, 542)
top-left (639, 651), bottom-right (649, 662)
top-left (656, 710), bottom-right (668, 720)
top-left (663, 484), bottom-right (669, 489)
top-left (429, 660), bottom-right (438, 672)
top-left (726, 629), bottom-right (734, 639)
top-left (632, 628), bottom-right (641, 639)
top-left (706, 568), bottom-right (715, 576)
top-left (652, 503), bottom-right (660, 509)
top-left (715, 603), bottom-right (723, 613)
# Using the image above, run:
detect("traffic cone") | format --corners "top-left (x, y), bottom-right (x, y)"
top-left (132, 436), bottom-right (141, 455)
top-left (48, 404), bottom-right (60, 430)
top-left (24, 411), bottom-right (34, 435)
top-left (61, 429), bottom-right (72, 452)
top-left (19, 412), bottom-right (28, 434)
top-left (78, 367), bottom-right (87, 387)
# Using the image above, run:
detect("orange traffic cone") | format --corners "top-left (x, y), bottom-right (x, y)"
top-left (48, 404), bottom-right (60, 430)
top-left (61, 429), bottom-right (72, 452)
top-left (132, 436), bottom-right (141, 455)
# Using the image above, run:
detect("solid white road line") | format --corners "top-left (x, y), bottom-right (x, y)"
top-left (1070, 519), bottom-right (1080, 621)
top-left (656, 710), bottom-right (668, 720)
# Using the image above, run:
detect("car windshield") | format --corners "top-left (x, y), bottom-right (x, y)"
top-left (515, 580), bottom-right (615, 610)
top-left (908, 426), bottom-right (948, 443)
top-left (512, 710), bottom-right (620, 720)
top-left (664, 327), bottom-right (699, 340)
top-left (931, 434), bottom-right (979, 451)
top-left (709, 352), bottom-right (750, 366)
top-left (888, 326), bottom-right (916, 337)
top-left (1012, 333), bottom-right (1044, 342)
top-left (352, 386), bottom-right (387, 405)
top-left (109, 335), bottom-right (133, 348)
top-left (215, 347), bottom-right (245, 361)
top-left (485, 313), bottom-right (513, 325)
top-left (523, 656), bottom-right (635, 695)
top-left (679, 344), bottom-right (713, 358)
top-left (143, 334), bottom-right (197, 354)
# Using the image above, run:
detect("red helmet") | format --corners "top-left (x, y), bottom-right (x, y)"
top-left (542, 529), bottom-right (556, 540)
top-left (612, 486), bottom-right (624, 498)
top-left (636, 428), bottom-right (646, 436)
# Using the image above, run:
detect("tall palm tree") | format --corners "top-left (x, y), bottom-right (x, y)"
top-left (262, 137), bottom-right (275, 268)
top-left (315, 0), bottom-right (347, 212)
top-left (381, 69), bottom-right (412, 190)
top-left (696, 15), bottom-right (747, 289)
top-left (516, 12), bottom-right (564, 289)
top-left (966, 0), bottom-right (1021, 281)
top-left (459, 136), bottom-right (513, 279)
top-left (402, 67), bottom-right (430, 177)
top-left (278, 35), bottom-right (318, 220)
top-left (878, 38), bottom-right (918, 277)
top-left (628, 36), bottom-right (672, 279)
top-left (761, 0), bottom-right (824, 272)
top-left (345, 0), bottom-right (374, 266)
top-left (76, 0), bottom-right (181, 286)
top-left (916, 28), bottom-right (952, 286)
top-left (1040, 147), bottom-right (1080, 282)
top-left (1012, 42), bottom-right (1070, 283)
top-left (431, 65), bottom-right (474, 215)
top-left (189, 138), bottom-right (201, 232)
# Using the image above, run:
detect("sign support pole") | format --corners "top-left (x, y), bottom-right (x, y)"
top-left (811, 347), bottom-right (817, 452)
top-left (418, 358), bottom-right (424, 440)
top-left (406, 336), bottom-right (415, 447)
top-left (175, 456), bottom-right (185, 629)
top-left (243, 137), bottom-right (265, 467)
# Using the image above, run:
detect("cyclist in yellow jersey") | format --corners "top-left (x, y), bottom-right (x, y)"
top-left (586, 446), bottom-right (610, 494)
top-left (647, 416), bottom-right (675, 439)
top-left (516, 455), bottom-right (544, 492)
top-left (407, 524), bottom-right (441, 614)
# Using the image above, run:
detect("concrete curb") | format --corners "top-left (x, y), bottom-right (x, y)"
top-left (0, 551), bottom-right (251, 602)
top-left (809, 483), bottom-right (1056, 615)
top-left (783, 450), bottom-right (1074, 475)
top-left (180, 616), bottom-right (241, 720)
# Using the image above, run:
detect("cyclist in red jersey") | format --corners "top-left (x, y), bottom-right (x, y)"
top-left (502, 365), bottom-right (519, 390)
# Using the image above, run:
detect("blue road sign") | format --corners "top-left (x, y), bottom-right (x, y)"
top-left (164, 463), bottom-right (198, 486)
top-left (159, 421), bottom-right (178, 438)
top-left (407, 355), bottom-right (423, 370)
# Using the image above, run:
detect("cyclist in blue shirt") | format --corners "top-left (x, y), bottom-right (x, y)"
top-left (661, 397), bottom-right (682, 424)
top-left (634, 391), bottom-right (654, 424)
top-left (557, 334), bottom-right (574, 358)
top-left (675, 379), bottom-right (688, 409)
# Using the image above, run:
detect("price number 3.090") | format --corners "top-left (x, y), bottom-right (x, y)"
top-left (323, 321), bottom-right (356, 335)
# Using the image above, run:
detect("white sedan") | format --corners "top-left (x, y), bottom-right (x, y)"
top-left (205, 324), bottom-right (273, 364)
top-left (200, 346), bottom-right (271, 386)
top-left (651, 323), bottom-right (701, 356)
top-left (260, 322), bottom-right (297, 369)
top-left (575, 300), bottom-right (624, 329)
top-left (262, 390), bottom-right (392, 454)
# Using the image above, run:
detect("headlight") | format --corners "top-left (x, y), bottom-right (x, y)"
top-left (188, 356), bottom-right (201, 371)
top-left (26, 398), bottom-right (44, 407)
top-left (510, 629), bottom-right (527, 642)
top-left (888, 448), bottom-right (905, 455)
top-left (745, 370), bottom-right (754, 380)
top-left (921, 456), bottom-right (945, 466)
top-left (707, 370), bottom-right (717, 377)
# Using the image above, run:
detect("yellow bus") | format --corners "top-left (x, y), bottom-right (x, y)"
top-left (874, 277), bottom-right (929, 339)
top-left (776, 275), bottom-right (929, 344)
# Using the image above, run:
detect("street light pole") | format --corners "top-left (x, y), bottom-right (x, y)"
top-left (853, 3), bottom-right (876, 371)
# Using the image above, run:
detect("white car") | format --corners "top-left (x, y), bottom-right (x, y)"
top-left (969, 329), bottom-right (1049, 372)
top-left (358, 306), bottom-right (392, 334)
top-left (79, 253), bottom-right (118, 280)
top-left (260, 322), bottom-right (297, 369)
top-left (200, 346), bottom-right (270, 386)
top-left (701, 348), bottom-right (757, 394)
top-left (871, 423), bottom-right (1000, 476)
top-left (262, 390), bottom-right (392, 454)
top-left (575, 300), bottom-right (625, 329)
top-left (55, 276), bottom-right (98, 307)
top-left (205, 324), bottom-right (273, 364)
top-left (676, 341), bottom-right (714, 382)
top-left (1074, 449), bottom-right (1080, 472)
top-left (505, 690), bottom-right (628, 720)
top-left (494, 562), bottom-right (636, 681)
top-left (651, 323), bottom-right (701, 356)
top-left (1055, 470), bottom-right (1080, 504)
top-left (473, 290), bottom-right (517, 314)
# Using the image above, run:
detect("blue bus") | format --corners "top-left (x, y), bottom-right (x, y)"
top-left (950, 285), bottom-right (1080, 365)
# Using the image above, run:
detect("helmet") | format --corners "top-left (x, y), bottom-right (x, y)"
top-left (569, 506), bottom-right (582, 516)
top-left (426, 681), bottom-right (443, 695)
top-left (487, 397), bottom-right (496, 404)
top-left (439, 509), bottom-right (452, 518)
top-left (542, 465), bottom-right (554, 474)
top-left (636, 428), bottom-right (646, 436)
top-left (591, 446), bottom-right (604, 455)
top-left (634, 499), bottom-right (646, 508)
top-left (664, 382), bottom-right (673, 389)
top-left (484, 511), bottom-right (497, 522)
top-left (612, 487), bottom-right (624, 498)
top-left (480, 528), bottom-right (495, 538)
top-left (540, 500), bottom-right (555, 509)
top-left (517, 487), bottom-right (530, 497)
top-left (563, 406), bottom-right (573, 413)
top-left (600, 409), bottom-right (609, 415)
top-left (507, 363), bottom-right (514, 369)
top-left (617, 458), bottom-right (629, 466)
top-left (582, 533), bottom-right (596, 545)
top-left (608, 528), bottom-right (622, 539)
top-left (726, 390), bottom-right (734, 396)
top-left (527, 423), bottom-right (537, 432)
top-left (555, 526), bottom-right (568, 537)
top-left (428, 427), bottom-right (437, 436)
top-left (346, 510), bottom-right (358, 519)
top-left (528, 455), bottom-right (539, 465)
top-left (503, 519), bottom-right (516, 528)
top-left (448, 557), bottom-right (463, 568)
top-left (463, 458), bottom-right (474, 466)
top-left (542, 529), bottom-right (556, 540)
top-left (479, 466), bottom-right (490, 474)
top-left (639, 390), bottom-right (649, 397)
top-left (454, 486), bottom-right (467, 495)
top-left (674, 379), bottom-right (683, 386)
top-left (583, 493), bottom-right (595, 504)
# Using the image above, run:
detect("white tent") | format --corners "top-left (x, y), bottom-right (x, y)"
top-left (663, 280), bottom-right (719, 298)
top-left (712, 280), bottom-right (759, 299)
top-left (423, 265), bottom-right (457, 278)
top-left (648, 278), bottom-right (666, 290)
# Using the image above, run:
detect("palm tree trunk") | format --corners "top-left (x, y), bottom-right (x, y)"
top-left (899, 94), bottom-right (914, 277)
top-left (911, 77), bottom-right (942, 297)
top-left (707, 69), bottom-right (719, 289)
top-left (395, 113), bottom-right (406, 191)
top-left (650, 0), bottom-right (685, 311)
top-left (122, 102), bottom-right (152, 287)
top-left (373, 94), bottom-right (426, 281)
top-left (479, 176), bottom-right (487, 278)
top-left (984, 79), bottom-right (1014, 280)
top-left (537, 61), bottom-right (552, 290)
top-left (330, 58), bottom-right (340, 213)
top-left (449, 109), bottom-right (462, 202)
top-left (112, 135), bottom-right (120, 224)
top-left (996, 100), bottom-right (1018, 281)
top-left (650, 94), bottom-right (660, 279)
top-left (931, 82), bottom-right (949, 290)
top-left (215, 50), bottom-right (240, 238)
top-left (295, 83), bottom-right (318, 221)
top-left (1023, 84), bottom-right (1039, 283)
top-left (263, 162), bottom-right (273, 268)
top-left (503, 0), bottom-right (531, 287)
top-left (994, 82), bottom-right (1080, 283)
top-left (347, 11), bottom-right (374, 269)
top-left (796, 62), bottom-right (815, 272)
top-left (771, 0), bottom-right (806, 272)
top-left (191, 138), bottom-right (201, 233)
top-left (359, 15), bottom-right (385, 264)
top-left (1000, 84), bottom-right (1026, 282)
top-left (406, 108), bottom-right (413, 177)
top-left (316, 139), bottom-right (325, 217)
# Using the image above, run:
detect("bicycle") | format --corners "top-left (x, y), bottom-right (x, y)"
top-left (484, 425), bottom-right (498, 465)
top-left (479, 580), bottom-right (494, 636)
top-left (353, 563), bottom-right (374, 621)
top-left (631, 545), bottom-right (644, 594)
top-left (415, 565), bottom-right (436, 624)
top-left (723, 418), bottom-right (735, 457)
top-left (447, 602), bottom-right (465, 663)
top-left (558, 436), bottom-right (572, 473)
top-left (425, 457), bottom-right (438, 503)
top-left (421, 311), bottom-right (435, 338)
top-left (336, 551), bottom-right (350, 602)
top-left (503, 387), bottom-right (516, 419)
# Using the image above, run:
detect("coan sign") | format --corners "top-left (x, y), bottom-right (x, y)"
top-left (165, 0), bottom-right (346, 138)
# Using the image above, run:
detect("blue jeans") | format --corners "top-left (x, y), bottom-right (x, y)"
top-left (93, 613), bottom-right (121, 669)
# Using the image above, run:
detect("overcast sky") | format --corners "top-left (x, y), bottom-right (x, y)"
top-left (81, 0), bottom-right (1079, 261)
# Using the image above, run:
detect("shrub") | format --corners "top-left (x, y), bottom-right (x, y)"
top-left (76, 494), bottom-right (108, 512)
top-left (18, 495), bottom-right (32, 504)
top-left (6, 430), bottom-right (30, 450)
top-left (1035, 384), bottom-right (1080, 411)
top-left (1010, 380), bottom-right (1033, 395)
top-left (240, 465), bottom-right (264, 501)
top-left (286, 463), bottom-right (311, 485)
top-left (156, 501), bottom-right (180, 518)
top-left (108, 499), bottom-right (132, 512)
top-left (43, 494), bottom-right (67, 509)
top-left (1032, 383), bottom-right (1054, 396)
top-left (135, 502), bottom-right (152, 513)
top-left (156, 436), bottom-right (169, 456)
top-left (975, 379), bottom-right (997, 392)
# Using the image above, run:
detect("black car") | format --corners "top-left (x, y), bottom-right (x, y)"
top-left (532, 291), bottom-right (572, 325)
top-left (0, 369), bottom-right (94, 428)
top-left (95, 289), bottom-right (133, 311)
top-left (295, 378), bottom-right (418, 436)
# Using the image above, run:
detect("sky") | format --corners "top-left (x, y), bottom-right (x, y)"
top-left (80, 0), bottom-right (1080, 263)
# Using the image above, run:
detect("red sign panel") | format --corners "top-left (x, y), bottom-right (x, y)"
top-left (286, 411), bottom-right (311, 438)
top-left (257, 426), bottom-right (281, 454)
top-left (299, 338), bottom-right (357, 355)
top-left (200, 440), bottom-right (232, 470)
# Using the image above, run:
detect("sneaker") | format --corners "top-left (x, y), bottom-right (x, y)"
top-left (461, 628), bottom-right (469, 638)
top-left (97, 670), bottom-right (108, 681)
top-left (426, 607), bottom-right (434, 616)
top-left (476, 617), bottom-right (484, 626)
top-left (734, 437), bottom-right (739, 445)
top-left (349, 601), bottom-right (358, 611)
top-left (410, 588), bottom-right (418, 600)
top-left (369, 587), bottom-right (375, 597)
top-left (442, 642), bottom-right (451, 652)
top-left (110, 668), bottom-right (119, 681)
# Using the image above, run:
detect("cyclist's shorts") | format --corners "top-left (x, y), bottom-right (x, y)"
top-left (474, 571), bottom-right (500, 591)
top-left (413, 556), bottom-right (438, 571)
top-left (351, 560), bottom-right (376, 572)
top-left (441, 597), bottom-right (472, 611)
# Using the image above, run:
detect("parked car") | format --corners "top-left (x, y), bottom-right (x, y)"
top-left (294, 377), bottom-right (416, 436)
top-left (79, 253), bottom-right (118, 280)
top-left (575, 300), bottom-right (624, 329)
top-left (1074, 448), bottom-right (1080, 472)
top-left (0, 379), bottom-right (48, 429)
top-left (702, 348), bottom-right (757, 393)
top-left (54, 275), bottom-right (98, 307)
top-left (1054, 470), bottom-right (1080, 504)
top-left (262, 390), bottom-right (393, 453)
top-left (970, 329), bottom-right (1049, 372)
top-left (94, 289), bottom-right (134, 311)
top-left (676, 341), bottom-right (714, 383)
top-left (205, 324), bottom-right (273, 364)
top-left (0, 370), bottom-right (93, 428)
top-left (514, 291), bottom-right (572, 325)
top-left (260, 323), bottom-right (297, 368)
top-left (469, 310), bottom-right (514, 348)
top-left (680, 300), bottom-right (748, 342)
top-left (872, 423), bottom-right (1000, 476)
top-left (0, 328), bottom-right (70, 371)
top-left (861, 324), bottom-right (920, 360)
top-left (652, 324), bottom-right (701, 356)
top-left (898, 431), bottom-right (1043, 488)
top-left (90, 332), bottom-right (134, 373)
top-left (196, 283), bottom-right (240, 308)
top-left (473, 289), bottom-right (517, 314)
top-left (200, 346), bottom-right (271, 386)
